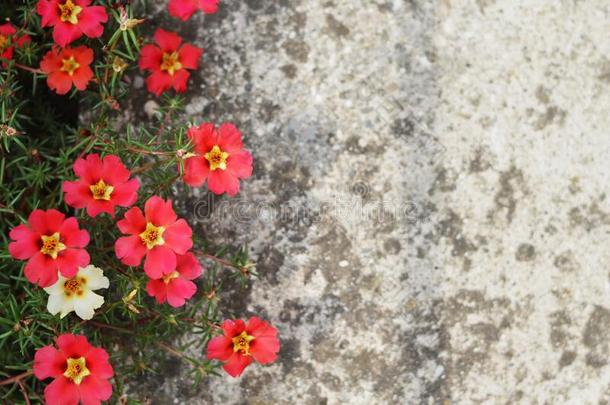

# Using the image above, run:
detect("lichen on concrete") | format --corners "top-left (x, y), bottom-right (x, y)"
top-left (129, 0), bottom-right (610, 403)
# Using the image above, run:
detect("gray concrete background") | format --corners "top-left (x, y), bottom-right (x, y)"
top-left (128, 0), bottom-right (610, 403)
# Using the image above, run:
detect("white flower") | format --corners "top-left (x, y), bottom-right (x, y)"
top-left (44, 265), bottom-right (109, 320)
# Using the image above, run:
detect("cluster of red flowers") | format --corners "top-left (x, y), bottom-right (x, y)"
top-left (30, 0), bottom-right (214, 96)
top-left (5, 1), bottom-right (279, 402)
top-left (0, 22), bottom-right (31, 64)
top-left (9, 150), bottom-right (276, 401)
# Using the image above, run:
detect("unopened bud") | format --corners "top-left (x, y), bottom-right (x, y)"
top-left (0, 124), bottom-right (17, 137)
top-left (126, 303), bottom-right (140, 314)
top-left (112, 56), bottom-right (128, 73)
top-left (106, 96), bottom-right (120, 110)
top-left (176, 149), bottom-right (196, 159)
top-left (167, 315), bottom-right (177, 325)
top-left (123, 288), bottom-right (138, 303)
top-left (119, 7), bottom-right (145, 31)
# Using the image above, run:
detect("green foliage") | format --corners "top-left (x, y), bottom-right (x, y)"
top-left (0, 1), bottom-right (254, 403)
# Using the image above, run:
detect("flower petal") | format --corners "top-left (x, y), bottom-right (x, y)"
top-left (79, 375), bottom-right (113, 404)
top-left (217, 123), bottom-right (244, 153)
top-left (183, 156), bottom-right (209, 187)
top-left (176, 252), bottom-right (202, 280)
top-left (110, 178), bottom-right (140, 208)
top-left (144, 246), bottom-right (177, 278)
top-left (187, 122), bottom-right (216, 154)
top-left (178, 43), bottom-right (203, 70)
top-left (222, 352), bottom-right (253, 377)
top-left (171, 69), bottom-right (190, 93)
top-left (117, 207), bottom-right (146, 235)
top-left (168, 0), bottom-right (198, 21)
top-left (59, 217), bottom-right (89, 248)
top-left (146, 279), bottom-right (167, 304)
top-left (56, 248), bottom-right (90, 279)
top-left (80, 265), bottom-right (109, 290)
top-left (37, 0), bottom-right (60, 27)
top-left (115, 235), bottom-right (147, 267)
top-left (207, 170), bottom-right (241, 196)
top-left (52, 22), bottom-right (81, 48)
top-left (199, 0), bottom-right (220, 14)
top-left (221, 319), bottom-right (246, 338)
top-left (145, 70), bottom-right (173, 96)
top-left (206, 335), bottom-right (233, 361)
top-left (72, 64), bottom-right (93, 91)
top-left (77, 5), bottom-right (108, 39)
top-left (73, 153), bottom-right (103, 183)
top-left (139, 44), bottom-right (163, 71)
top-left (163, 219), bottom-right (193, 254)
top-left (85, 347), bottom-right (114, 379)
top-left (73, 290), bottom-right (104, 320)
top-left (8, 224), bottom-right (40, 260)
top-left (57, 334), bottom-right (91, 358)
top-left (166, 278), bottom-right (196, 307)
top-left (34, 346), bottom-right (66, 379)
top-left (153, 28), bottom-right (182, 52)
top-left (24, 252), bottom-right (59, 287)
top-left (63, 180), bottom-right (92, 210)
top-left (226, 150), bottom-right (253, 179)
top-left (144, 196), bottom-right (177, 227)
top-left (44, 376), bottom-right (80, 405)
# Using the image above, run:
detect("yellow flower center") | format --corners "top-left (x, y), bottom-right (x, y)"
top-left (60, 56), bottom-right (80, 76)
top-left (204, 145), bottom-right (229, 171)
top-left (63, 276), bottom-right (86, 297)
top-left (160, 52), bottom-right (182, 76)
top-left (89, 179), bottom-right (114, 201)
top-left (139, 222), bottom-right (165, 250)
top-left (64, 357), bottom-right (90, 385)
top-left (162, 271), bottom-right (180, 284)
top-left (0, 35), bottom-right (7, 50)
top-left (58, 0), bottom-right (83, 24)
top-left (232, 331), bottom-right (255, 356)
top-left (40, 232), bottom-right (66, 259)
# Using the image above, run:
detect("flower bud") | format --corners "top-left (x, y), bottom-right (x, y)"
top-left (112, 56), bottom-right (128, 73)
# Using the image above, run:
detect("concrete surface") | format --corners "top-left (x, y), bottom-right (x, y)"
top-left (130, 0), bottom-right (610, 403)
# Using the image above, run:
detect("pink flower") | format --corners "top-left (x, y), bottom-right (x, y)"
top-left (168, 0), bottom-right (219, 21)
top-left (183, 123), bottom-right (253, 196)
top-left (37, 0), bottom-right (108, 48)
top-left (114, 196), bottom-right (193, 278)
top-left (40, 46), bottom-right (94, 95)
top-left (139, 28), bottom-right (203, 96)
top-left (146, 252), bottom-right (202, 307)
top-left (8, 209), bottom-right (90, 287)
top-left (207, 317), bottom-right (280, 377)
top-left (63, 154), bottom-right (139, 217)
top-left (34, 334), bottom-right (113, 405)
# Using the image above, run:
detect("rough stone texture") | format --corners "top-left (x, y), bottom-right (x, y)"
top-left (132, 0), bottom-right (610, 403)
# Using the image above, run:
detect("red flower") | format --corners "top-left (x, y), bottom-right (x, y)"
top-left (37, 0), bottom-right (108, 48)
top-left (8, 209), bottom-right (90, 287)
top-left (0, 22), bottom-right (31, 63)
top-left (40, 46), bottom-right (94, 95)
top-left (146, 252), bottom-right (202, 307)
top-left (139, 28), bottom-right (203, 97)
top-left (183, 123), bottom-right (253, 196)
top-left (207, 317), bottom-right (279, 377)
top-left (115, 196), bottom-right (193, 278)
top-left (34, 334), bottom-right (113, 405)
top-left (168, 0), bottom-right (219, 21)
top-left (63, 154), bottom-right (139, 218)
